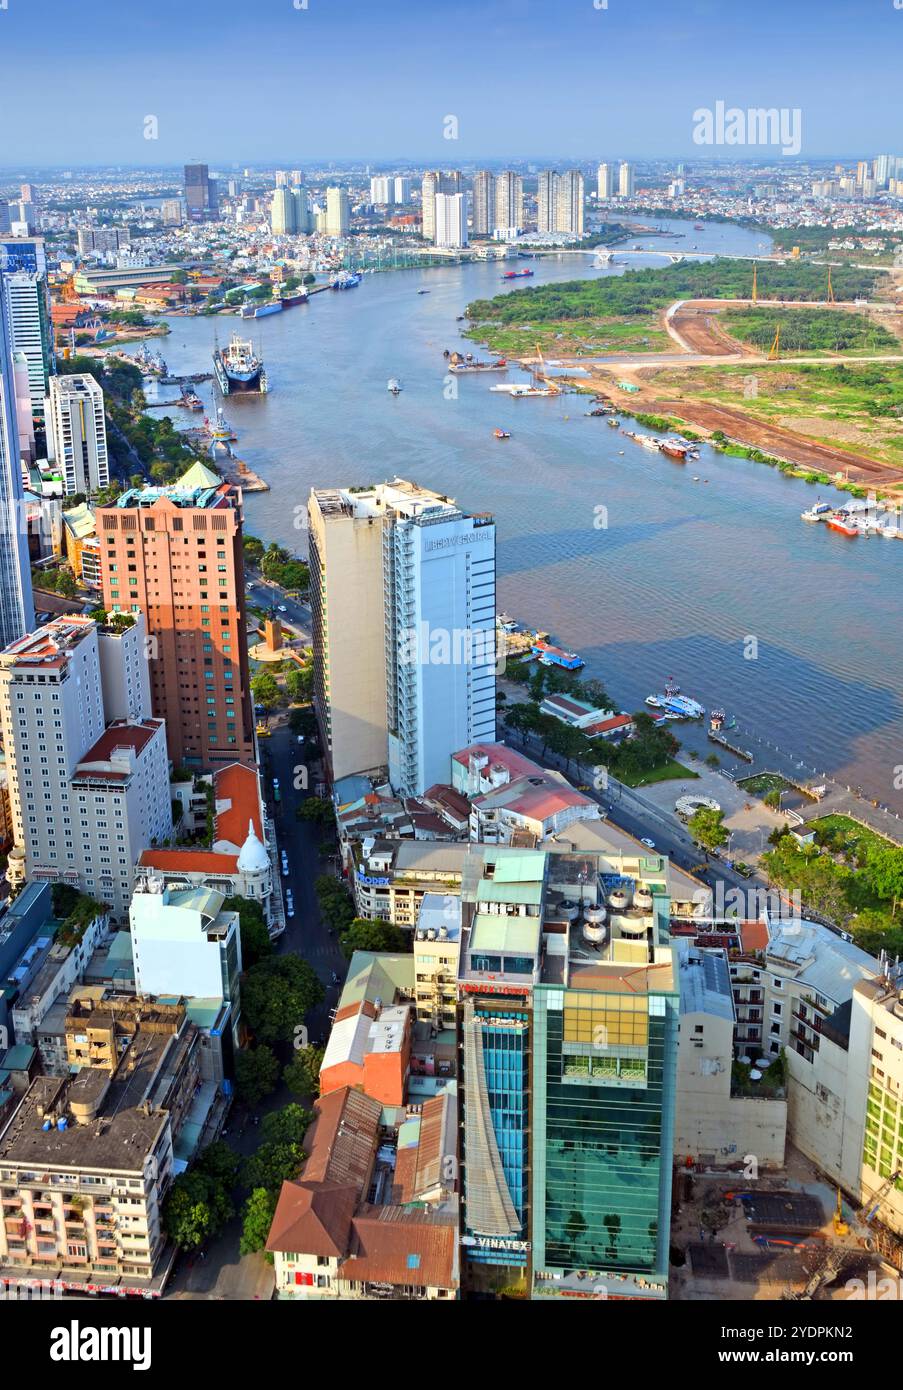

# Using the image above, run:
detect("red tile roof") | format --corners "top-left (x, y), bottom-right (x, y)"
top-left (78, 720), bottom-right (160, 765)
top-left (213, 762), bottom-right (262, 846)
top-left (341, 1206), bottom-right (457, 1289)
top-left (451, 742), bottom-right (543, 779)
top-left (138, 849), bottom-right (240, 874)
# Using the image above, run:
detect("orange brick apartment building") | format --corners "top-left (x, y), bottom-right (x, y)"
top-left (97, 472), bottom-right (255, 771)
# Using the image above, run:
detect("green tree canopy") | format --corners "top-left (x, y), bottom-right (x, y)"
top-left (234, 1044), bottom-right (280, 1105)
top-left (241, 954), bottom-right (325, 1046)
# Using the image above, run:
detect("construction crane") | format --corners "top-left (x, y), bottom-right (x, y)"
top-left (768, 324), bottom-right (781, 360)
top-left (533, 342), bottom-right (560, 395)
top-left (785, 1169), bottom-right (901, 1300)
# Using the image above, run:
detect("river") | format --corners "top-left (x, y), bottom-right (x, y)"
top-left (136, 216), bottom-right (903, 815)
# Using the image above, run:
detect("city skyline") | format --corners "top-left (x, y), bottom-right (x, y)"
top-left (1, 0), bottom-right (902, 164)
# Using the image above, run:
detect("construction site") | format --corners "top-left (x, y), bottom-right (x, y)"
top-left (670, 1146), bottom-right (903, 1301)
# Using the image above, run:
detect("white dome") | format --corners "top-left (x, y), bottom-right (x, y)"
top-left (237, 819), bottom-right (270, 874)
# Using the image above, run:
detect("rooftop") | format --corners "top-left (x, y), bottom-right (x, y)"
top-left (0, 616), bottom-right (95, 671)
top-left (766, 917), bottom-right (879, 1003)
top-left (676, 939), bottom-right (735, 1023)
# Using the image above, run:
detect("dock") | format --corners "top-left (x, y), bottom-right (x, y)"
top-left (708, 731), bottom-right (754, 762)
top-left (160, 373), bottom-right (214, 386)
top-left (215, 456), bottom-right (269, 492)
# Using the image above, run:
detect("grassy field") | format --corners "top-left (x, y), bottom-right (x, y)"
top-left (738, 772), bottom-right (795, 797)
top-left (810, 814), bottom-right (899, 858)
top-left (648, 360), bottom-right (903, 470)
top-left (722, 307), bottom-right (899, 355)
top-left (466, 317), bottom-right (671, 357)
top-left (619, 758), bottom-right (698, 788)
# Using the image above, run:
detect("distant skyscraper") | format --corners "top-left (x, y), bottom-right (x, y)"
top-left (161, 199), bottom-right (182, 226)
top-left (46, 374), bottom-right (109, 496)
top-left (555, 170), bottom-right (585, 235)
top-left (0, 270), bottom-right (35, 645)
top-left (0, 236), bottom-right (51, 429)
top-left (370, 176), bottom-right (394, 205)
top-left (856, 160), bottom-right (870, 188)
top-left (619, 160), bottom-right (635, 197)
top-left (393, 176), bottom-right (412, 204)
top-left (274, 170), bottom-right (289, 187)
top-left (472, 171), bottom-right (495, 236)
top-left (536, 170), bottom-right (558, 233)
top-left (596, 162), bottom-right (615, 200)
top-left (290, 170), bottom-right (304, 186)
top-left (494, 171), bottom-right (524, 234)
top-left (271, 188), bottom-right (295, 234)
top-left (19, 185), bottom-right (36, 204)
top-left (184, 163), bottom-right (218, 220)
top-left (873, 154), bottom-right (892, 188)
top-left (0, 205), bottom-right (9, 237)
top-left (324, 186), bottom-right (350, 237)
top-left (434, 192), bottom-right (468, 248)
top-left (421, 171), bottom-right (461, 241)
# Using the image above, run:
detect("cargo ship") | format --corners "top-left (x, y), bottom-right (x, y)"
top-left (502, 269), bottom-right (534, 279)
top-left (213, 334), bottom-right (268, 395)
top-left (331, 271), bottom-right (361, 290)
top-left (279, 287), bottom-right (309, 307)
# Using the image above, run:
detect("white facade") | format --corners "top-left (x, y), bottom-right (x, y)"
top-left (555, 171), bottom-right (585, 235)
top-left (494, 172), bottom-right (523, 233)
top-left (1, 255), bottom-right (50, 426)
top-left (46, 373), bottom-right (109, 496)
top-left (434, 193), bottom-right (468, 249)
top-left (0, 615), bottom-right (171, 922)
top-left (10, 910), bottom-right (110, 1045)
top-left (97, 617), bottom-right (152, 723)
top-left (471, 171), bottom-right (495, 237)
top-left (596, 162), bottom-right (615, 200)
top-left (129, 877), bottom-right (242, 1005)
top-left (537, 170), bottom-right (558, 233)
top-left (370, 176), bottom-right (394, 206)
top-left (393, 177), bottom-right (412, 204)
top-left (619, 161), bottom-right (635, 197)
top-left (324, 187), bottom-right (350, 237)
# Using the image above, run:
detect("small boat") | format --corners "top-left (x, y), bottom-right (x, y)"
top-left (880, 523), bottom-right (900, 539)
top-left (418, 289), bottom-right (430, 294)
top-left (827, 512), bottom-right (859, 537)
top-left (801, 501), bottom-right (831, 522)
top-left (387, 378), bottom-right (402, 395)
top-left (607, 417), bottom-right (620, 428)
top-left (660, 441), bottom-right (688, 461)
top-left (694, 223), bottom-right (705, 231)
top-left (493, 429), bottom-right (511, 440)
top-left (692, 476), bottom-right (700, 482)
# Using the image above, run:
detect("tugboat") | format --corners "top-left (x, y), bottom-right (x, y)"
top-left (213, 334), bottom-right (268, 395)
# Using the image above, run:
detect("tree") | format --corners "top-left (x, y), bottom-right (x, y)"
top-left (865, 846), bottom-right (903, 917)
top-left (223, 894), bottom-right (272, 968)
top-left (244, 533), bottom-right (265, 567)
top-left (283, 1046), bottom-right (325, 1098)
top-left (284, 664), bottom-right (313, 702)
top-left (195, 1140), bottom-right (240, 1189)
top-left (242, 1140), bottom-right (306, 1193)
top-left (241, 954), bottom-right (325, 1046)
top-left (259, 1103), bottom-right (312, 1150)
top-left (239, 1187), bottom-right (278, 1258)
top-left (234, 1045), bottom-right (280, 1105)
top-left (315, 876), bottom-right (356, 933)
top-left (340, 917), bottom-right (409, 959)
top-left (296, 796), bottom-right (334, 827)
top-left (688, 807), bottom-right (728, 853)
top-left (251, 669), bottom-right (281, 711)
top-left (162, 1169), bottom-right (234, 1251)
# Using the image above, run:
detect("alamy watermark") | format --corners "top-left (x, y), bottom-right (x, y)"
top-left (693, 102), bottom-right (802, 157)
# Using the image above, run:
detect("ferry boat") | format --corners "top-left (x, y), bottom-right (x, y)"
top-left (801, 501), bottom-right (832, 522)
top-left (502, 269), bottom-right (534, 279)
top-left (531, 638), bottom-right (584, 670)
top-left (240, 299), bottom-right (283, 319)
top-left (660, 440), bottom-right (688, 460)
top-left (387, 378), bottom-right (402, 395)
top-left (331, 271), bottom-right (362, 290)
top-left (213, 334), bottom-right (268, 395)
top-left (827, 512), bottom-right (860, 537)
top-left (490, 382), bottom-right (552, 397)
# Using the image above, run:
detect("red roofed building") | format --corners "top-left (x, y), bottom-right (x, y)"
top-left (267, 1085), bottom-right (459, 1300)
top-left (451, 740), bottom-right (599, 846)
top-left (135, 762), bottom-right (273, 920)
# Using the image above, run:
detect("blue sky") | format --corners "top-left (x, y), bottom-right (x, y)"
top-left (2, 0), bottom-right (902, 165)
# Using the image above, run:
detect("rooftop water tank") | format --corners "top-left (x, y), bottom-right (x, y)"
top-left (607, 886), bottom-right (632, 911)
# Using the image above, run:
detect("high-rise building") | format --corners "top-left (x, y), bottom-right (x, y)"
top-left (308, 479), bottom-right (495, 795)
top-left (619, 160), bottom-right (635, 197)
top-left (46, 373), bottom-right (109, 496)
top-left (434, 192), bottom-right (468, 249)
top-left (274, 169), bottom-right (289, 187)
top-left (270, 187), bottom-right (296, 235)
top-left (0, 236), bottom-right (52, 429)
top-left (184, 163), bottom-right (218, 220)
top-left (19, 184), bottom-right (36, 204)
top-left (0, 272), bottom-right (35, 646)
top-left (471, 171), bottom-right (496, 236)
top-left (856, 160), bottom-right (870, 187)
top-left (0, 614), bottom-right (170, 921)
top-left (494, 171), bottom-right (524, 234)
top-left (458, 843), bottom-right (678, 1299)
top-left (536, 170), bottom-right (558, 233)
top-left (97, 469), bottom-right (255, 771)
top-left (555, 170), bottom-right (585, 235)
top-left (421, 170), bottom-right (462, 242)
top-left (596, 162), bottom-right (615, 199)
top-left (370, 176), bottom-right (394, 205)
top-left (324, 186), bottom-right (350, 236)
top-left (393, 176), bottom-right (412, 204)
top-left (290, 170), bottom-right (304, 186)
top-left (161, 199), bottom-right (183, 226)
top-left (0, 204), bottom-right (9, 236)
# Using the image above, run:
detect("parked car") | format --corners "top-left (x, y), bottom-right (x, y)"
top-left (277, 604), bottom-right (288, 614)
top-left (641, 837), bottom-right (656, 849)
